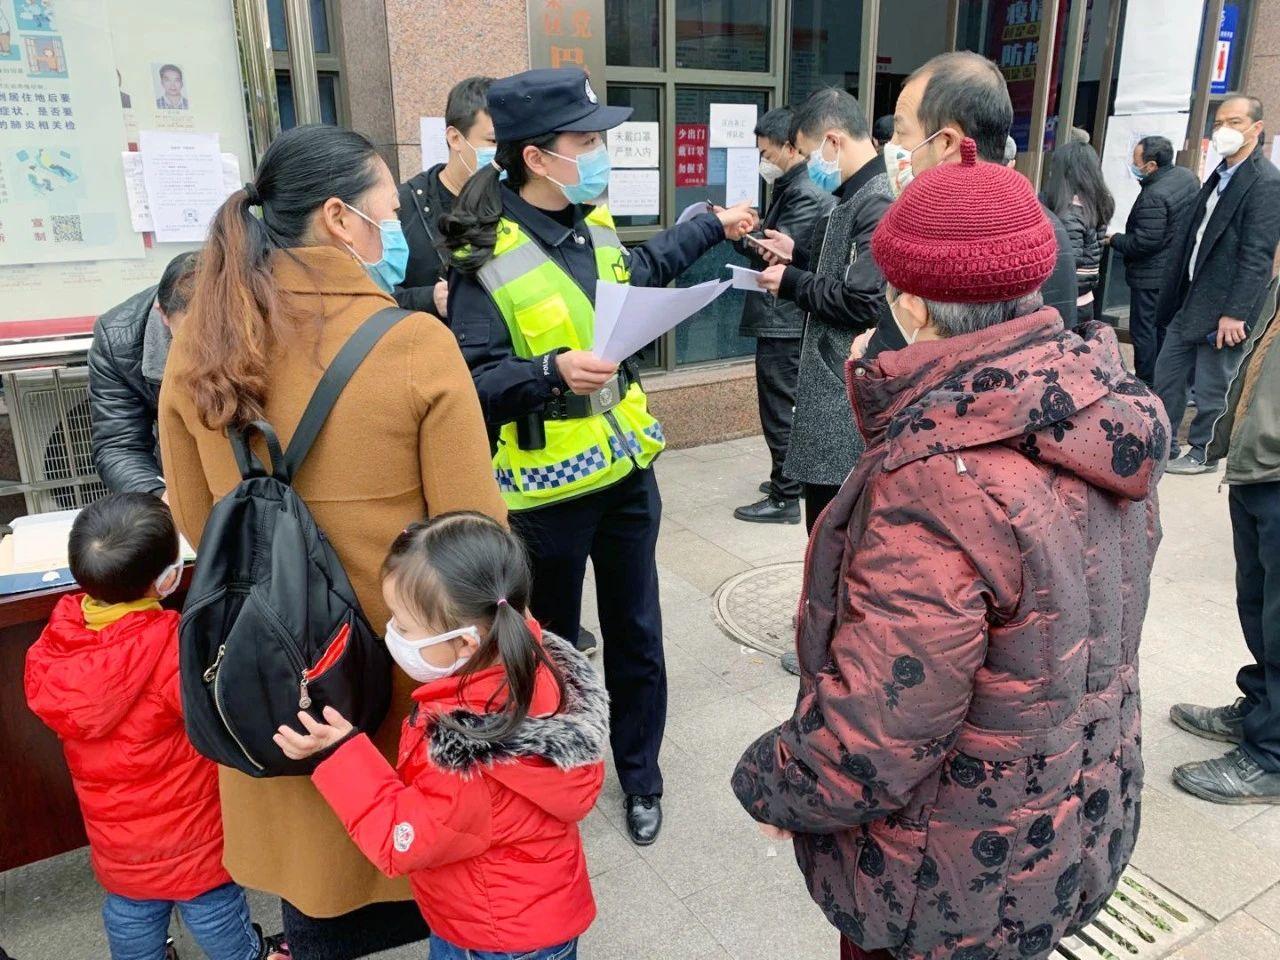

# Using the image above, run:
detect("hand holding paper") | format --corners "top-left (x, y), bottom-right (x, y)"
top-left (727, 264), bottom-right (768, 291)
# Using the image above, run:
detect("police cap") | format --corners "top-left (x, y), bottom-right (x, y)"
top-left (487, 68), bottom-right (632, 143)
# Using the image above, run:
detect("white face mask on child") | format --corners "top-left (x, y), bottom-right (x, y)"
top-left (384, 620), bottom-right (476, 683)
top-left (154, 560), bottom-right (183, 600)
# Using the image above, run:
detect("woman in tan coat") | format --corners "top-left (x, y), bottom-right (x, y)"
top-left (158, 124), bottom-right (505, 959)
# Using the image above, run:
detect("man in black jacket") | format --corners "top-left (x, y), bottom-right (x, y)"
top-left (88, 251), bottom-right (198, 497)
top-left (1107, 135), bottom-right (1199, 385)
top-left (733, 106), bottom-right (835, 525)
top-left (754, 88), bottom-right (890, 541)
top-left (1153, 94), bottom-right (1280, 475)
top-left (395, 76), bottom-right (494, 318)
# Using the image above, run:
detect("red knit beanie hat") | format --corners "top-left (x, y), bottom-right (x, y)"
top-left (871, 138), bottom-right (1057, 303)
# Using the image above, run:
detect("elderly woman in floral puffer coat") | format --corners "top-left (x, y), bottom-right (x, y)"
top-left (732, 140), bottom-right (1168, 960)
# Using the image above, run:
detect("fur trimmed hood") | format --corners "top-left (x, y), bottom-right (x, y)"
top-left (417, 630), bottom-right (609, 776)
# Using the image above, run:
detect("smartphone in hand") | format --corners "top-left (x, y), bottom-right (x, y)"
top-left (744, 233), bottom-right (792, 264)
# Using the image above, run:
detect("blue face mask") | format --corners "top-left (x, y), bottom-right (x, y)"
top-left (344, 203), bottom-right (409, 293)
top-left (462, 140), bottom-right (497, 176)
top-left (806, 140), bottom-right (842, 193)
top-left (545, 144), bottom-right (611, 204)
top-left (1129, 163), bottom-right (1149, 181)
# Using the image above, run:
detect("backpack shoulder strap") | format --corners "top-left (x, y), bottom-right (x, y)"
top-left (283, 306), bottom-right (412, 479)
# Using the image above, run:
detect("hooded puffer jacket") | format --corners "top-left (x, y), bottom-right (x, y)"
top-left (313, 626), bottom-right (607, 953)
top-left (733, 311), bottom-right (1167, 960)
top-left (24, 595), bottom-right (229, 901)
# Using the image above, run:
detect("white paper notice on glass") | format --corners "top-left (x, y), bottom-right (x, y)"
top-left (727, 264), bottom-right (767, 291)
top-left (710, 103), bottom-right (757, 149)
top-left (420, 117), bottom-right (449, 172)
top-left (607, 169), bottom-right (660, 217)
top-left (608, 122), bottom-right (660, 168)
top-left (1100, 113), bottom-right (1189, 232)
top-left (138, 131), bottom-right (226, 243)
top-left (221, 153), bottom-right (242, 199)
top-left (121, 152), bottom-right (153, 233)
top-left (593, 279), bottom-right (733, 362)
top-left (724, 147), bottom-right (759, 206)
top-left (676, 200), bottom-right (713, 224)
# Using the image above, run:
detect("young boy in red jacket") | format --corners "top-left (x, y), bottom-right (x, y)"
top-left (25, 493), bottom-right (281, 960)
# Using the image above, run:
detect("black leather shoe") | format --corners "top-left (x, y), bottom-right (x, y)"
top-left (1170, 697), bottom-right (1248, 744)
top-left (575, 627), bottom-right (598, 657)
top-left (734, 496), bottom-right (801, 525)
top-left (1173, 747), bottom-right (1280, 804)
top-left (624, 794), bottom-right (662, 845)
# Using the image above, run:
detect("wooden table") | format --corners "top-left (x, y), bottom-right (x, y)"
top-left (0, 574), bottom-right (189, 872)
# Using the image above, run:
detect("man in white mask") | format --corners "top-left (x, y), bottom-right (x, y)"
top-left (733, 106), bottom-right (835, 526)
top-left (1153, 93), bottom-right (1280, 476)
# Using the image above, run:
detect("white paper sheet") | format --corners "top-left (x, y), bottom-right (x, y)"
top-left (593, 279), bottom-right (733, 362)
top-left (724, 147), bottom-right (759, 206)
top-left (138, 131), bottom-right (226, 243)
top-left (420, 117), bottom-right (449, 171)
top-left (121, 152), bottom-right (153, 233)
top-left (1114, 0), bottom-right (1204, 114)
top-left (709, 104), bottom-right (757, 149)
top-left (1100, 113), bottom-right (1190, 233)
top-left (608, 169), bottom-right (660, 216)
top-left (608, 122), bottom-right (660, 168)
top-left (727, 264), bottom-right (767, 291)
top-left (676, 200), bottom-right (713, 224)
top-left (221, 153), bottom-right (243, 198)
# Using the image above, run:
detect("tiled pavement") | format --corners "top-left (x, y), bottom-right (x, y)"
top-left (5, 436), bottom-right (1280, 958)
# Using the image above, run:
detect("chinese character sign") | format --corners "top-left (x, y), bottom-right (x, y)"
top-left (528, 0), bottom-right (606, 84)
top-left (607, 122), bottom-right (659, 168)
top-left (709, 103), bottom-right (757, 149)
top-left (985, 0), bottom-right (1069, 150)
top-left (0, 0), bottom-right (143, 266)
top-left (675, 124), bottom-right (709, 188)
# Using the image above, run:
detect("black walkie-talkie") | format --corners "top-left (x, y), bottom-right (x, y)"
top-left (517, 413), bottom-right (547, 451)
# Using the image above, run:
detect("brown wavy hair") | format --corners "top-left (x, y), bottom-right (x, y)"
top-left (182, 125), bottom-right (381, 431)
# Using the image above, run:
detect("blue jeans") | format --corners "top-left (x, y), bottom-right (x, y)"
top-left (428, 935), bottom-right (577, 960)
top-left (103, 882), bottom-right (258, 960)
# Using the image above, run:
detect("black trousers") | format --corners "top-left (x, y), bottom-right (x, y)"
top-left (803, 483), bottom-right (840, 536)
top-left (281, 899), bottom-right (429, 960)
top-left (1232, 482), bottom-right (1280, 772)
top-left (755, 336), bottom-right (802, 501)
top-left (510, 467), bottom-right (666, 796)
top-left (1128, 286), bottom-right (1163, 385)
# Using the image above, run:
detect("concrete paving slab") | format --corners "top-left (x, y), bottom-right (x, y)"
top-left (577, 861), bottom-right (721, 960)
top-left (1244, 882), bottom-right (1280, 937)
top-left (1167, 910), bottom-right (1280, 959)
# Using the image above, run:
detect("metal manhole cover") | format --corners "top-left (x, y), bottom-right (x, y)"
top-left (713, 561), bottom-right (804, 658)
top-left (1054, 868), bottom-right (1210, 959)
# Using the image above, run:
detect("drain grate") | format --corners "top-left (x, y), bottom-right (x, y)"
top-left (712, 561), bottom-right (804, 658)
top-left (1054, 869), bottom-right (1210, 959)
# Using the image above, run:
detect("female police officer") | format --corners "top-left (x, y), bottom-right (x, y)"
top-left (441, 68), bottom-right (755, 845)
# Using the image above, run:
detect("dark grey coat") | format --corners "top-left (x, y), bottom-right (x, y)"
top-left (735, 163), bottom-right (836, 338)
top-left (87, 286), bottom-right (170, 496)
top-left (1208, 276), bottom-right (1280, 485)
top-left (781, 168), bottom-right (893, 486)
top-left (1156, 150), bottom-right (1280, 339)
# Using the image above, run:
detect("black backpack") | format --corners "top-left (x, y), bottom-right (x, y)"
top-left (180, 307), bottom-right (409, 777)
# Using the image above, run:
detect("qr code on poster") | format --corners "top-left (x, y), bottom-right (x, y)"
top-left (51, 215), bottom-right (83, 243)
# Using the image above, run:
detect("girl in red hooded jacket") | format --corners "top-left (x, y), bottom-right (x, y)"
top-left (24, 493), bottom-right (284, 960)
top-left (274, 511), bottom-right (607, 960)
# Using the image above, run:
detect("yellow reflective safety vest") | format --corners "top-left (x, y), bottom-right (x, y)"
top-left (473, 204), bottom-right (666, 511)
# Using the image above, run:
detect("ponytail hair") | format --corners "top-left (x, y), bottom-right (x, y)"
top-left (439, 131), bottom-right (559, 275)
top-left (183, 125), bottom-right (382, 431)
top-left (382, 512), bottom-right (565, 743)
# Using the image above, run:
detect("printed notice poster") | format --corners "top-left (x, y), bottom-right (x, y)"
top-left (709, 103), bottom-right (756, 148)
top-left (607, 168), bottom-right (659, 217)
top-left (607, 122), bottom-right (659, 168)
top-left (420, 116), bottom-right (448, 171)
top-left (1100, 113), bottom-right (1189, 232)
top-left (724, 147), bottom-right (758, 206)
top-left (138, 129), bottom-right (224, 243)
top-left (675, 123), bottom-right (708, 187)
top-left (0, 0), bottom-right (143, 266)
